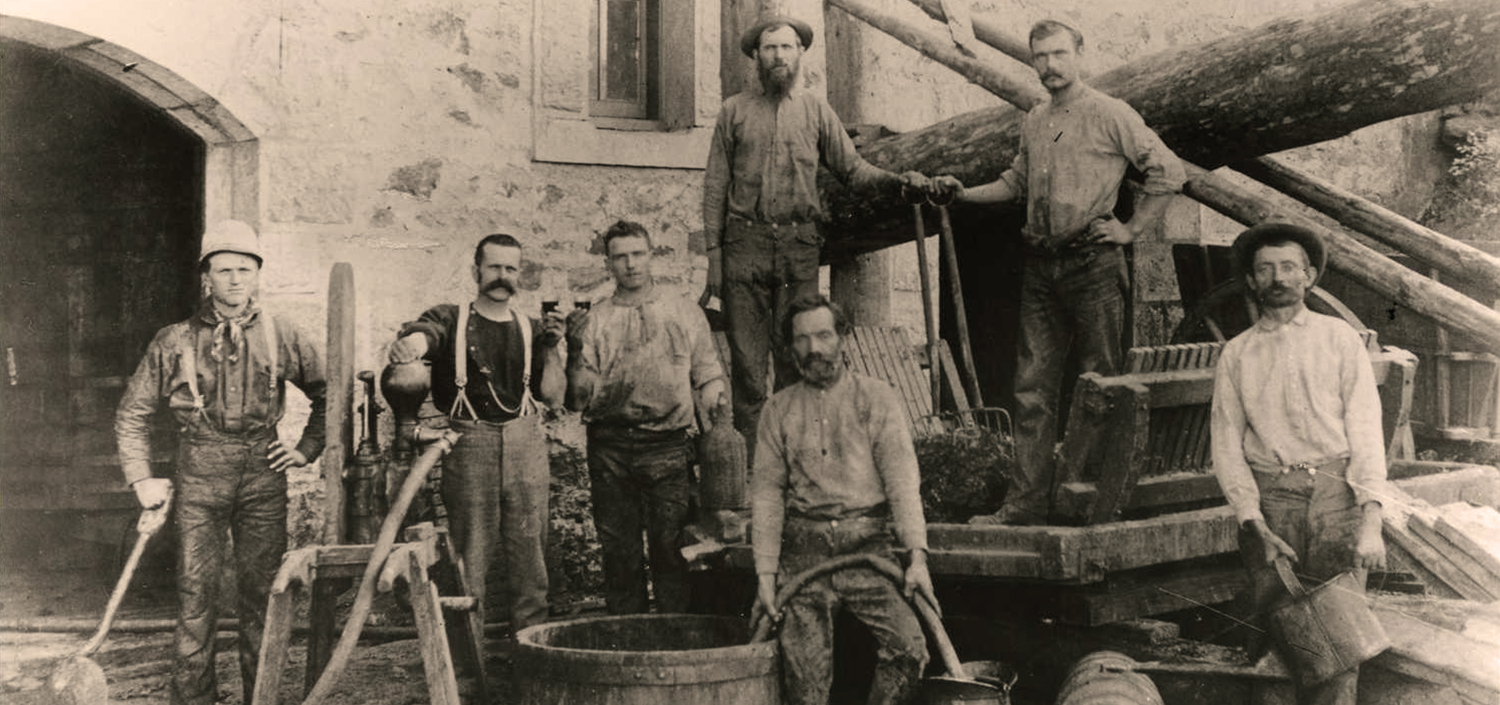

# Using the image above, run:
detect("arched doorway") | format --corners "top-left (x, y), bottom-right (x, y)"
top-left (0, 16), bottom-right (257, 576)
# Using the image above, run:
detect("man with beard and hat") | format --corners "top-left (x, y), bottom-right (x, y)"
top-left (116, 220), bottom-right (327, 705)
top-left (564, 220), bottom-right (726, 615)
top-left (388, 233), bottom-right (567, 633)
top-left (1210, 222), bottom-right (1387, 705)
top-left (939, 19), bottom-right (1185, 526)
top-left (750, 295), bottom-right (933, 705)
top-left (702, 15), bottom-right (943, 451)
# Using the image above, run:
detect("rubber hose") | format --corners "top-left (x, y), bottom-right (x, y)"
top-left (747, 553), bottom-right (967, 679)
top-left (301, 429), bottom-right (459, 705)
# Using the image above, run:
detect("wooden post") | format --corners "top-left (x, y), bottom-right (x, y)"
top-left (324, 263), bottom-right (355, 544)
top-left (829, 250), bottom-right (893, 327)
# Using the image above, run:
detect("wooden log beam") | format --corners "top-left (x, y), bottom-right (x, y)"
top-left (826, 0), bottom-right (1044, 111)
top-left (1182, 163), bottom-right (1500, 353)
top-left (822, 0), bottom-right (1500, 259)
top-left (1236, 156), bottom-right (1500, 299)
top-left (837, 0), bottom-right (1500, 352)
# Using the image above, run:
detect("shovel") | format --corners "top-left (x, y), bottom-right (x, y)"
top-left (25, 489), bottom-right (174, 705)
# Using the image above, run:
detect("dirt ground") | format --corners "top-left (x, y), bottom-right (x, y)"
top-left (0, 566), bottom-right (516, 705)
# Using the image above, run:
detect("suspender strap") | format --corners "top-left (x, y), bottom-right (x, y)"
top-left (181, 312), bottom-right (282, 427)
top-left (450, 304), bottom-right (534, 420)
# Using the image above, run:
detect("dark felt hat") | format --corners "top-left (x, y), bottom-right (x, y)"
top-left (1231, 222), bottom-right (1327, 283)
top-left (740, 16), bottom-right (814, 57)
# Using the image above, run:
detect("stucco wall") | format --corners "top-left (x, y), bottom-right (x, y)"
top-left (2, 0), bottom-right (1452, 386)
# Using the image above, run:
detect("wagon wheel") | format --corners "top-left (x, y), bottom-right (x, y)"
top-left (324, 262), bottom-right (356, 544)
top-left (1171, 279), bottom-right (1365, 344)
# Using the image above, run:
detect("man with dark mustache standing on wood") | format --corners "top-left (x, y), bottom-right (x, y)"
top-left (388, 233), bottom-right (567, 633)
top-left (701, 15), bottom-right (941, 455)
top-left (939, 19), bottom-right (1186, 526)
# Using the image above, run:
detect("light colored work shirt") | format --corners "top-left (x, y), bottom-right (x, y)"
top-left (1210, 308), bottom-right (1388, 524)
top-left (571, 290), bottom-right (723, 431)
top-left (751, 372), bottom-right (928, 576)
top-left (702, 84), bottom-right (899, 248)
top-left (998, 84), bottom-right (1185, 248)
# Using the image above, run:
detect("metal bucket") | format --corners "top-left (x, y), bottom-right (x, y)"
top-left (513, 614), bottom-right (778, 705)
top-left (1268, 558), bottom-right (1389, 685)
top-left (919, 660), bottom-right (1016, 704)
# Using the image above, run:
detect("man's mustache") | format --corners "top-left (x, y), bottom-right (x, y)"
top-left (484, 278), bottom-right (517, 294)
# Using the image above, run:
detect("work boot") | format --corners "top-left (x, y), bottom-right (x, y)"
top-left (967, 503), bottom-right (1046, 526)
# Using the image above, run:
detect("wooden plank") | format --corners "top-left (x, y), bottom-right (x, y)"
top-left (876, 329), bottom-right (927, 426)
top-left (251, 590), bottom-right (297, 705)
top-left (1371, 605), bottom-right (1500, 703)
top-left (1435, 503), bottom-right (1500, 580)
top-left (1056, 373), bottom-right (1111, 486)
top-left (875, 327), bottom-right (929, 422)
top-left (1384, 491), bottom-right (1498, 601)
top-left (1408, 512), bottom-right (1500, 593)
top-left (408, 553), bottom-right (463, 705)
top-left (1088, 382), bottom-right (1151, 525)
top-left (1064, 560), bottom-right (1248, 626)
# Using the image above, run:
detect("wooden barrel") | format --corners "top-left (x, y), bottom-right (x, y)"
top-left (1055, 651), bottom-right (1162, 705)
top-left (514, 614), bottom-right (779, 705)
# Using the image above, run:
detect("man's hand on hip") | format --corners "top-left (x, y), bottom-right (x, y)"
top-left (131, 478), bottom-right (173, 510)
top-left (268, 441), bottom-right (309, 473)
top-left (1087, 216), bottom-right (1134, 245)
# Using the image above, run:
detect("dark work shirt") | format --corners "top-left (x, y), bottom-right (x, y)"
top-left (400, 303), bottom-right (547, 423)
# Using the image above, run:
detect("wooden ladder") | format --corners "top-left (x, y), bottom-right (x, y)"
top-left (251, 522), bottom-right (487, 705)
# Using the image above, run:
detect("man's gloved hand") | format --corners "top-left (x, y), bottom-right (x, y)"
top-left (388, 333), bottom-right (429, 364)
top-left (131, 477), bottom-right (173, 510)
top-left (537, 310), bottom-right (567, 348)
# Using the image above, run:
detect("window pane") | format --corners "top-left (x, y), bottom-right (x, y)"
top-left (602, 0), bottom-right (642, 103)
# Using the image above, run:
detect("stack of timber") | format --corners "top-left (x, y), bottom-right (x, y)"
top-left (1371, 603), bottom-right (1500, 704)
top-left (1383, 492), bottom-right (1500, 602)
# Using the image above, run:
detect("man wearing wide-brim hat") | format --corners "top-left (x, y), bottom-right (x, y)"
top-left (1210, 222), bottom-right (1387, 705)
top-left (701, 15), bottom-right (945, 456)
top-left (116, 220), bottom-right (327, 705)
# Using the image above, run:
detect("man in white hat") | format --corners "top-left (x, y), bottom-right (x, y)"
top-left (701, 15), bottom-right (942, 452)
top-left (116, 220), bottom-right (327, 705)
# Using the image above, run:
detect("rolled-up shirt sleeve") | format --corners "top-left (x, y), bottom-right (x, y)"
top-left (1114, 108), bottom-right (1185, 195)
top-left (751, 396), bottom-right (789, 576)
top-left (1341, 334), bottom-right (1389, 508)
top-left (818, 101), bottom-right (900, 195)
top-left (1211, 350), bottom-right (1264, 524)
top-left (869, 384), bottom-right (928, 553)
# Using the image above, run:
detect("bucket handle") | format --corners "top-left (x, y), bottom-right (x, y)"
top-left (1273, 556), bottom-right (1309, 600)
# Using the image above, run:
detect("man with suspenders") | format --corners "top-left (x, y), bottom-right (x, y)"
top-left (388, 233), bottom-right (567, 633)
top-left (116, 220), bottom-right (328, 705)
